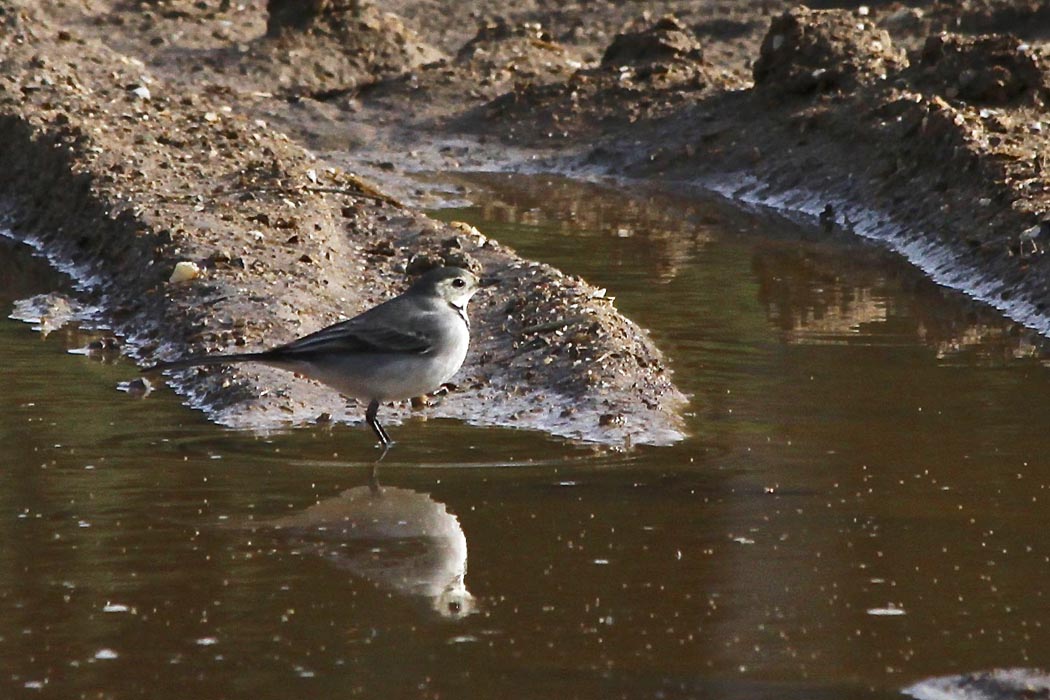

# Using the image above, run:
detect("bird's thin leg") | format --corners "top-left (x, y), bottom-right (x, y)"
top-left (365, 399), bottom-right (392, 447)
top-left (368, 463), bottom-right (382, 494)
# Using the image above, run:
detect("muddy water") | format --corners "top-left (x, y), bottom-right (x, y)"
top-left (3, 175), bottom-right (1050, 699)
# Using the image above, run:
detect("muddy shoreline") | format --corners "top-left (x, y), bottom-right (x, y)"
top-left (3, 0), bottom-right (1050, 448)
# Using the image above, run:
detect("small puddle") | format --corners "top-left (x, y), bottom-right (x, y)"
top-left (2, 176), bottom-right (1049, 699)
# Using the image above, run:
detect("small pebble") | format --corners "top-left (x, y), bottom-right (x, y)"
top-left (169, 261), bottom-right (200, 283)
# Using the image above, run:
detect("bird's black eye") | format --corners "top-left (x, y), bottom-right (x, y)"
top-left (452, 278), bottom-right (466, 288)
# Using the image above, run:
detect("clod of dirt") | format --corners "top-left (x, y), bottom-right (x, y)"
top-left (266, 0), bottom-right (340, 36)
top-left (948, 0), bottom-right (1050, 37)
top-left (455, 17), bottom-right (583, 88)
top-left (753, 7), bottom-right (906, 95)
top-left (256, 0), bottom-right (443, 96)
top-left (878, 7), bottom-right (928, 36)
top-left (913, 33), bottom-right (1050, 105)
top-left (471, 15), bottom-right (714, 144)
top-left (600, 16), bottom-right (703, 69)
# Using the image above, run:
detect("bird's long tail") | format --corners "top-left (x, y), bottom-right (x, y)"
top-left (144, 351), bottom-right (272, 374)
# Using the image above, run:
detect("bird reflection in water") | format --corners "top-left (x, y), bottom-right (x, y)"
top-left (266, 469), bottom-right (475, 619)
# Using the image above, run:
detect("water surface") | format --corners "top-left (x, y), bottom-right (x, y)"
top-left (2, 175), bottom-right (1049, 698)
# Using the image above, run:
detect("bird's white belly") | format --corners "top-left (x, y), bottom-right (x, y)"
top-left (274, 329), bottom-right (469, 402)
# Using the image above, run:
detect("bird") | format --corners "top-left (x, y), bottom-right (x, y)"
top-left (147, 266), bottom-right (480, 452)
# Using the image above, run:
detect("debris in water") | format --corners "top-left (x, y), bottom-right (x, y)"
top-left (118, 377), bottom-right (153, 397)
top-left (866, 605), bottom-right (906, 616)
top-left (9, 293), bottom-right (84, 336)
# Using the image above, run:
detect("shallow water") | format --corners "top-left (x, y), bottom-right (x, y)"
top-left (3, 174), bottom-right (1050, 699)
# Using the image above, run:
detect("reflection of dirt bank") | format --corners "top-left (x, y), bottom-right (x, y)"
top-left (4, 0), bottom-right (1050, 443)
top-left (451, 172), bottom-right (1050, 366)
top-left (751, 238), bottom-right (1050, 363)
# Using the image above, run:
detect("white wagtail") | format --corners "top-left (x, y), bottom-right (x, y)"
top-left (148, 266), bottom-right (480, 450)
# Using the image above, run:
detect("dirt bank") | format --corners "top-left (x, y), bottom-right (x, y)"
top-left (0, 1), bottom-right (686, 446)
top-left (381, 1), bottom-right (1050, 336)
top-left (4, 0), bottom-right (1050, 447)
top-left (604, 6), bottom-right (1050, 336)
top-left (446, 2), bottom-right (1050, 334)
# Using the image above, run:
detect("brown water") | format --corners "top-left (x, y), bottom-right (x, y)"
top-left (3, 174), bottom-right (1050, 699)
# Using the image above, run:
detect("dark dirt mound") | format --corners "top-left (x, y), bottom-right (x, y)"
top-left (752, 6), bottom-right (906, 94)
top-left (614, 8), bottom-right (1050, 329)
top-left (911, 32), bottom-right (1050, 104)
top-left (945, 0), bottom-right (1050, 37)
top-left (253, 0), bottom-right (444, 97)
top-left (463, 16), bottom-right (719, 144)
top-left (601, 15), bottom-right (705, 68)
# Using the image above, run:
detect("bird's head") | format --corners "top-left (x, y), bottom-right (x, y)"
top-left (411, 266), bottom-right (480, 309)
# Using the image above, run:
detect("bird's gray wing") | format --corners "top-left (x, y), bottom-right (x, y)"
top-left (266, 314), bottom-right (434, 359)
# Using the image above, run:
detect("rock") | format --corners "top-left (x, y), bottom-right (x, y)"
top-left (119, 377), bottom-right (153, 397)
top-left (169, 261), bottom-right (201, 283)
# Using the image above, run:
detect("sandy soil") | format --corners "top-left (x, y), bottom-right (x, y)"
top-left (3, 0), bottom-right (1050, 447)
